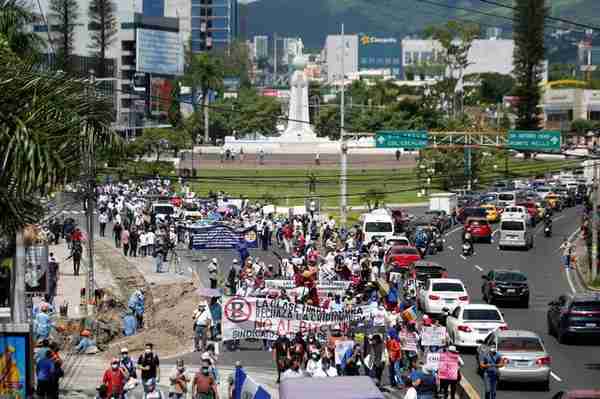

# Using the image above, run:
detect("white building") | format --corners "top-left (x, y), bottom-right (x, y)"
top-left (401, 38), bottom-right (515, 80)
top-left (322, 34), bottom-right (359, 83)
top-left (542, 88), bottom-right (600, 130)
top-left (253, 35), bottom-right (269, 60)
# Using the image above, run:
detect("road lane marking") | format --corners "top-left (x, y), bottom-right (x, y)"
top-left (550, 371), bottom-right (562, 382)
top-left (447, 226), bottom-right (463, 235)
top-left (474, 265), bottom-right (483, 271)
top-left (448, 246), bottom-right (454, 251)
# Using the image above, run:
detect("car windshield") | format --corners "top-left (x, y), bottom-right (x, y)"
top-left (432, 282), bottom-right (464, 292)
top-left (572, 302), bottom-right (600, 312)
top-left (365, 222), bottom-right (393, 232)
top-left (498, 194), bottom-right (515, 201)
top-left (501, 221), bottom-right (524, 231)
top-left (496, 272), bottom-right (527, 282)
top-left (498, 337), bottom-right (543, 352)
top-left (463, 309), bottom-right (502, 321)
top-left (537, 187), bottom-right (550, 192)
top-left (469, 220), bottom-right (488, 227)
top-left (392, 247), bottom-right (418, 255)
top-left (153, 205), bottom-right (174, 215)
top-left (416, 266), bottom-right (444, 274)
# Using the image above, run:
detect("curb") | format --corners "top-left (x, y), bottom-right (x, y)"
top-left (459, 378), bottom-right (481, 399)
top-left (571, 229), bottom-right (600, 292)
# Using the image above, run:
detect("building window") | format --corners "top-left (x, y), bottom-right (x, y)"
top-left (405, 52), bottom-right (412, 65)
top-left (191, 6), bottom-right (202, 16)
top-left (590, 111), bottom-right (600, 121)
top-left (385, 57), bottom-right (391, 65)
top-left (361, 57), bottom-right (368, 64)
top-left (392, 68), bottom-right (400, 75)
top-left (377, 57), bottom-right (384, 65)
top-left (393, 57), bottom-right (400, 64)
top-left (33, 25), bottom-right (48, 32)
top-left (369, 57), bottom-right (375, 64)
top-left (421, 51), bottom-right (433, 63)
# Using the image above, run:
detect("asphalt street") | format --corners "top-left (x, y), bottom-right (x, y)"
top-left (427, 206), bottom-right (600, 398)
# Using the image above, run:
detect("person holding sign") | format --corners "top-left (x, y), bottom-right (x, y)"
top-left (480, 345), bottom-right (504, 399)
top-left (438, 346), bottom-right (464, 399)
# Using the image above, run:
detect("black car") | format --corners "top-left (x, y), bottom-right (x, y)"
top-left (409, 260), bottom-right (447, 285)
top-left (547, 292), bottom-right (600, 344)
top-left (481, 269), bottom-right (529, 307)
top-left (424, 210), bottom-right (451, 233)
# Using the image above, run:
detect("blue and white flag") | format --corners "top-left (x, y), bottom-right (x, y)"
top-left (234, 367), bottom-right (271, 399)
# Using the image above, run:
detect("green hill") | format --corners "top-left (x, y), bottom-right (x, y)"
top-left (243, 0), bottom-right (600, 49)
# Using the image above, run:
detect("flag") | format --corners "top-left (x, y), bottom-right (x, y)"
top-left (234, 367), bottom-right (271, 399)
top-left (402, 305), bottom-right (417, 322)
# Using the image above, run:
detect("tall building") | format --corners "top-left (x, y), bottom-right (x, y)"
top-left (253, 35), bottom-right (268, 60)
top-left (189, 0), bottom-right (239, 53)
top-left (358, 34), bottom-right (401, 77)
top-left (322, 35), bottom-right (359, 83)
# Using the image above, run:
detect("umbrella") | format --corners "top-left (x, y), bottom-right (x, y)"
top-left (195, 288), bottom-right (223, 297)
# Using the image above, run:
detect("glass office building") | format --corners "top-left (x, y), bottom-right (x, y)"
top-left (143, 0), bottom-right (165, 17)
top-left (191, 0), bottom-right (239, 52)
top-left (357, 34), bottom-right (401, 77)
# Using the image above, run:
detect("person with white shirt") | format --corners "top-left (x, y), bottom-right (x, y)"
top-left (313, 357), bottom-right (338, 378)
top-left (281, 357), bottom-right (304, 381)
top-left (146, 230), bottom-right (156, 256)
top-left (98, 212), bottom-right (108, 237)
top-left (139, 231), bottom-right (148, 257)
top-left (192, 303), bottom-right (212, 352)
top-left (305, 352), bottom-right (321, 377)
top-left (403, 377), bottom-right (417, 399)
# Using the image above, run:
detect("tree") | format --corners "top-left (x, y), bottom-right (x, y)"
top-left (477, 73), bottom-right (515, 104)
top-left (362, 188), bottom-right (386, 211)
top-left (0, 0), bottom-right (44, 60)
top-left (513, 0), bottom-right (546, 130)
top-left (315, 106), bottom-right (341, 140)
top-left (88, 0), bottom-right (117, 78)
top-left (137, 128), bottom-right (188, 162)
top-left (49, 0), bottom-right (79, 73)
top-left (571, 119), bottom-right (595, 136)
top-left (183, 53), bottom-right (224, 143)
top-left (425, 21), bottom-right (479, 117)
top-left (0, 33), bottom-right (118, 236)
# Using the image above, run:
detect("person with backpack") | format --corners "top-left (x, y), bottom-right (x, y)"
top-left (102, 358), bottom-right (127, 398)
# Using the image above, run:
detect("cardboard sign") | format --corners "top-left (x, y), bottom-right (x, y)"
top-left (400, 331), bottom-right (418, 351)
top-left (421, 326), bottom-right (447, 347)
top-left (334, 340), bottom-right (355, 365)
top-left (438, 352), bottom-right (460, 381)
top-left (425, 352), bottom-right (441, 371)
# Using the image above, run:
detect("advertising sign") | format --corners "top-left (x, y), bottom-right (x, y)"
top-left (221, 296), bottom-right (381, 341)
top-left (190, 224), bottom-right (258, 250)
top-left (0, 325), bottom-right (33, 398)
top-left (136, 28), bottom-right (184, 76)
top-left (420, 326), bottom-right (447, 347)
top-left (375, 130), bottom-right (429, 149)
top-left (24, 245), bottom-right (48, 296)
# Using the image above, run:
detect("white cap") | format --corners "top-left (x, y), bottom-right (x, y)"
top-left (448, 345), bottom-right (458, 353)
top-left (212, 258), bottom-right (218, 263)
top-left (121, 347), bottom-right (128, 353)
top-left (233, 259), bottom-right (238, 263)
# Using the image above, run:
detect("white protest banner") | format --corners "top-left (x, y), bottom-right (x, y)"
top-left (421, 326), bottom-right (447, 347)
top-left (264, 280), bottom-right (351, 296)
top-left (334, 340), bottom-right (354, 365)
top-left (221, 296), bottom-right (380, 341)
top-left (400, 331), bottom-right (418, 352)
top-left (425, 352), bottom-right (441, 371)
top-left (389, 272), bottom-right (403, 283)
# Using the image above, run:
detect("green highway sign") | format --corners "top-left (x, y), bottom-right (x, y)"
top-left (508, 130), bottom-right (561, 152)
top-left (375, 130), bottom-right (429, 149)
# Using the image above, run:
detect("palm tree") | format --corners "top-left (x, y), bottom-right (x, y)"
top-left (0, 0), bottom-right (44, 59)
top-left (0, 33), bottom-right (118, 236)
top-left (183, 53), bottom-right (224, 144)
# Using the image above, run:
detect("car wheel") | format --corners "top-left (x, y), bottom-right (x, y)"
top-left (499, 245), bottom-right (504, 251)
top-left (540, 379), bottom-right (550, 392)
top-left (521, 297), bottom-right (529, 308)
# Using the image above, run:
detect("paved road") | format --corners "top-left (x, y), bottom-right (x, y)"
top-left (423, 207), bottom-right (600, 398)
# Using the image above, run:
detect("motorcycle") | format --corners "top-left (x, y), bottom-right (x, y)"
top-left (544, 224), bottom-right (552, 237)
top-left (462, 241), bottom-right (473, 256)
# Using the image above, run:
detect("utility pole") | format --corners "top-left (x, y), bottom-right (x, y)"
top-left (273, 33), bottom-right (277, 84)
top-left (593, 160), bottom-right (599, 281)
top-left (340, 23), bottom-right (348, 227)
top-left (85, 69), bottom-right (97, 315)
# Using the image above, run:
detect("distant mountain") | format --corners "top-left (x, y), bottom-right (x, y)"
top-left (242, 0), bottom-right (600, 50)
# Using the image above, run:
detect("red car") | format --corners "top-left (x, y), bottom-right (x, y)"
top-left (517, 201), bottom-right (539, 223)
top-left (465, 217), bottom-right (493, 243)
top-left (385, 245), bottom-right (422, 270)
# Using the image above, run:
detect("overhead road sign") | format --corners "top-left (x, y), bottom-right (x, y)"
top-left (375, 130), bottom-right (429, 149)
top-left (508, 130), bottom-right (561, 152)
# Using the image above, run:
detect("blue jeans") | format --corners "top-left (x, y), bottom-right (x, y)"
top-left (417, 393), bottom-right (434, 399)
top-left (155, 255), bottom-right (163, 272)
top-left (388, 360), bottom-right (401, 386)
top-left (484, 373), bottom-right (497, 399)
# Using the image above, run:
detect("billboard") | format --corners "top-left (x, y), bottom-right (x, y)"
top-left (136, 28), bottom-right (184, 76)
top-left (0, 325), bottom-right (33, 398)
top-left (24, 245), bottom-right (48, 296)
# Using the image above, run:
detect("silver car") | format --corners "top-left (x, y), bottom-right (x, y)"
top-left (477, 329), bottom-right (551, 391)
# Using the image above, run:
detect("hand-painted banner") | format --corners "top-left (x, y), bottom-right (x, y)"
top-left (399, 331), bottom-right (418, 352)
top-left (264, 280), bottom-right (351, 296)
top-left (425, 352), bottom-right (441, 371)
top-left (438, 352), bottom-right (460, 381)
top-left (221, 296), bottom-right (380, 341)
top-left (421, 326), bottom-right (447, 347)
top-left (189, 223), bottom-right (258, 250)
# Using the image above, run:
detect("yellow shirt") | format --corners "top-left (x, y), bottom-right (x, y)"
top-left (0, 357), bottom-right (22, 397)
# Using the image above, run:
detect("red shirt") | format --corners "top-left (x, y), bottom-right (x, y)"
top-left (103, 369), bottom-right (126, 395)
top-left (71, 230), bottom-right (83, 242)
top-left (283, 225), bottom-right (294, 240)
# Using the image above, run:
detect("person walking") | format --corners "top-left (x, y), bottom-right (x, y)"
top-left (480, 346), bottom-right (504, 399)
top-left (102, 358), bottom-right (126, 399)
top-left (193, 303), bottom-right (212, 352)
top-left (168, 359), bottom-right (190, 399)
top-left (208, 258), bottom-right (218, 289)
top-left (113, 222), bottom-right (123, 248)
top-left (439, 346), bottom-right (464, 399)
top-left (121, 227), bottom-right (130, 257)
top-left (560, 238), bottom-right (574, 269)
top-left (65, 240), bottom-right (82, 276)
top-left (191, 362), bottom-right (218, 399)
top-left (47, 253), bottom-right (59, 305)
top-left (129, 228), bottom-right (139, 257)
top-left (137, 343), bottom-right (161, 394)
top-left (36, 350), bottom-right (56, 398)
top-left (98, 212), bottom-right (108, 237)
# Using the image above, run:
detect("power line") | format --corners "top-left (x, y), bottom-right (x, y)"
top-left (475, 0), bottom-right (600, 31)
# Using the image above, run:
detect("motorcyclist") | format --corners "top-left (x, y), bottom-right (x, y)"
top-left (462, 232), bottom-right (474, 255)
top-left (544, 213), bottom-right (552, 235)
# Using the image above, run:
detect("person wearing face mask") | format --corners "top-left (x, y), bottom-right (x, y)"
top-left (119, 348), bottom-right (136, 381)
top-left (480, 345), bottom-right (504, 399)
top-left (168, 359), bottom-right (189, 399)
top-left (313, 357), bottom-right (338, 378)
top-left (192, 361), bottom-right (218, 399)
top-left (305, 352), bottom-right (321, 376)
top-left (137, 343), bottom-right (160, 393)
top-left (102, 358), bottom-right (126, 398)
top-left (281, 357), bottom-right (304, 380)
top-left (273, 332), bottom-right (291, 383)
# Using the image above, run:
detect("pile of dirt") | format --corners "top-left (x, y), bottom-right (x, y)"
top-left (102, 280), bottom-right (199, 360)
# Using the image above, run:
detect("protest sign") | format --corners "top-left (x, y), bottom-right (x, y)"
top-left (264, 280), bottom-right (351, 297)
top-left (399, 331), bottom-right (418, 352)
top-left (334, 340), bottom-right (354, 365)
top-left (389, 272), bottom-right (403, 284)
top-left (221, 296), bottom-right (381, 341)
top-left (189, 223), bottom-right (258, 250)
top-left (421, 326), bottom-right (447, 347)
top-left (438, 352), bottom-right (460, 381)
top-left (425, 352), bottom-right (441, 371)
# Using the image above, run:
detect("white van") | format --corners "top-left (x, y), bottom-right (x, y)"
top-left (361, 209), bottom-right (395, 243)
top-left (152, 203), bottom-right (176, 221)
top-left (499, 216), bottom-right (533, 250)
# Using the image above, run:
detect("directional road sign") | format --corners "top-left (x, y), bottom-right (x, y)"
top-left (508, 130), bottom-right (561, 152)
top-left (375, 130), bottom-right (429, 149)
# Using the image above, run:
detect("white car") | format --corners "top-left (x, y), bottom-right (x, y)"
top-left (446, 304), bottom-right (508, 349)
top-left (502, 206), bottom-right (530, 224)
top-left (418, 278), bottom-right (470, 315)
